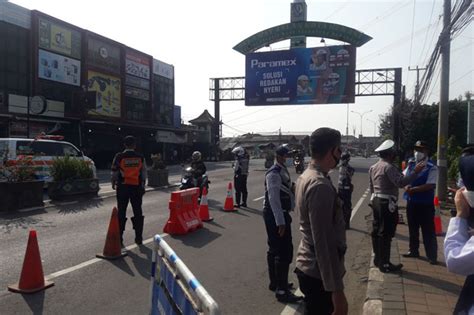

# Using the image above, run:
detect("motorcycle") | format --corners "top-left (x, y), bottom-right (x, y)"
top-left (179, 166), bottom-right (210, 199)
top-left (294, 156), bottom-right (305, 174)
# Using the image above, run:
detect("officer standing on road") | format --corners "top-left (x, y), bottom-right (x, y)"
top-left (403, 140), bottom-right (438, 264)
top-left (338, 152), bottom-right (355, 230)
top-left (232, 146), bottom-right (249, 208)
top-left (263, 144), bottom-right (302, 304)
top-left (369, 139), bottom-right (424, 273)
top-left (111, 136), bottom-right (147, 246)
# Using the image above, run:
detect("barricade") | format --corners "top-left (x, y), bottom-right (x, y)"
top-left (433, 196), bottom-right (443, 236)
top-left (150, 234), bottom-right (220, 315)
top-left (163, 188), bottom-right (203, 235)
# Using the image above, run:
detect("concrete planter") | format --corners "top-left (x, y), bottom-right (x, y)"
top-left (0, 181), bottom-right (44, 212)
top-left (47, 178), bottom-right (100, 201)
top-left (147, 169), bottom-right (169, 187)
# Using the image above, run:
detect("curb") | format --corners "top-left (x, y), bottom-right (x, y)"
top-left (362, 253), bottom-right (383, 315)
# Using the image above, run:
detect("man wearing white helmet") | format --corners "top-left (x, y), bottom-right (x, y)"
top-left (369, 139), bottom-right (425, 273)
top-left (232, 146), bottom-right (249, 207)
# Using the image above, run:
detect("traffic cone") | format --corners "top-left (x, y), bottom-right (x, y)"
top-left (96, 207), bottom-right (128, 260)
top-left (433, 196), bottom-right (443, 236)
top-left (8, 230), bottom-right (54, 294)
top-left (198, 187), bottom-right (213, 221)
top-left (222, 182), bottom-right (236, 212)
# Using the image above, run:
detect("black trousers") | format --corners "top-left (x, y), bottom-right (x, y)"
top-left (263, 208), bottom-right (293, 290)
top-left (406, 201), bottom-right (438, 260)
top-left (295, 268), bottom-right (333, 315)
top-left (371, 197), bottom-right (398, 266)
top-left (234, 174), bottom-right (248, 205)
top-left (117, 184), bottom-right (144, 235)
top-left (338, 189), bottom-right (352, 228)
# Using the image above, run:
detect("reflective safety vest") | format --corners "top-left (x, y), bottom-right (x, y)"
top-left (112, 150), bottom-right (144, 186)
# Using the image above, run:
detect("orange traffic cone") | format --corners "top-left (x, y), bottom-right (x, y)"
top-left (8, 230), bottom-right (54, 294)
top-left (433, 196), bottom-right (443, 236)
top-left (199, 187), bottom-right (213, 222)
top-left (96, 207), bottom-right (128, 260)
top-left (222, 182), bottom-right (236, 212)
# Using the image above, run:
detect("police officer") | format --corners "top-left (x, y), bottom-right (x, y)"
top-left (369, 139), bottom-right (424, 273)
top-left (263, 144), bottom-right (302, 303)
top-left (403, 140), bottom-right (438, 264)
top-left (111, 136), bottom-right (147, 246)
top-left (231, 146), bottom-right (249, 207)
top-left (338, 152), bottom-right (355, 230)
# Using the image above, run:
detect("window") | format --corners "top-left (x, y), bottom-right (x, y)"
top-left (17, 141), bottom-right (63, 156)
top-left (62, 144), bottom-right (80, 157)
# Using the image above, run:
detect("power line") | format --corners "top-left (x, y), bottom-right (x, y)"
top-left (323, 1), bottom-right (350, 20)
top-left (358, 1), bottom-right (411, 31)
top-left (417, 0), bottom-right (437, 65)
top-left (226, 107), bottom-right (268, 123)
top-left (407, 0), bottom-right (417, 85)
top-left (450, 69), bottom-right (473, 86)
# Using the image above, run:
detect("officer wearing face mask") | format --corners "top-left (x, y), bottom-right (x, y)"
top-left (402, 140), bottom-right (439, 264)
top-left (369, 140), bottom-right (425, 273)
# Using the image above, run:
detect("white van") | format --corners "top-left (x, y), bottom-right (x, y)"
top-left (0, 136), bottom-right (97, 183)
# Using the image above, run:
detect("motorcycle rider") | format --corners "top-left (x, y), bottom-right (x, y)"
top-left (338, 152), bottom-right (355, 229)
top-left (232, 146), bottom-right (249, 207)
top-left (293, 149), bottom-right (305, 173)
top-left (190, 151), bottom-right (207, 190)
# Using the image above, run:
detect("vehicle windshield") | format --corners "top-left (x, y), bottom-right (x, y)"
top-left (16, 141), bottom-right (81, 157)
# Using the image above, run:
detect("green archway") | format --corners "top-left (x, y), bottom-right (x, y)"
top-left (233, 21), bottom-right (372, 54)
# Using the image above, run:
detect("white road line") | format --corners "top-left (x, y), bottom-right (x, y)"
top-left (44, 233), bottom-right (168, 281)
top-left (253, 196), bottom-right (265, 201)
top-left (280, 289), bottom-right (303, 315)
top-left (351, 188), bottom-right (370, 222)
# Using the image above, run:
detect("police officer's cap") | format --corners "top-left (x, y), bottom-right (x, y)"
top-left (374, 139), bottom-right (395, 152)
top-left (124, 135), bottom-right (136, 147)
top-left (275, 145), bottom-right (291, 157)
top-left (414, 140), bottom-right (429, 150)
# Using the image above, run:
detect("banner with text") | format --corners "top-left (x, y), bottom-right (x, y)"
top-left (245, 45), bottom-right (356, 105)
top-left (38, 49), bottom-right (80, 86)
top-left (87, 71), bottom-right (121, 118)
top-left (38, 17), bottom-right (81, 59)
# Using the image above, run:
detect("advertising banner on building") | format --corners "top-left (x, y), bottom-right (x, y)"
top-left (125, 51), bottom-right (150, 80)
top-left (245, 45), bottom-right (356, 105)
top-left (152, 59), bottom-right (174, 79)
top-left (87, 71), bottom-right (121, 118)
top-left (125, 86), bottom-right (150, 101)
top-left (125, 74), bottom-right (150, 90)
top-left (87, 37), bottom-right (121, 74)
top-left (38, 17), bottom-right (81, 59)
top-left (38, 49), bottom-right (80, 86)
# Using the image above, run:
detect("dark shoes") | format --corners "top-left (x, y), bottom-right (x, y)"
top-left (234, 204), bottom-right (241, 208)
top-left (135, 237), bottom-right (143, 245)
top-left (379, 263), bottom-right (403, 273)
top-left (275, 290), bottom-right (303, 303)
top-left (402, 251), bottom-right (420, 258)
top-left (269, 282), bottom-right (294, 292)
top-left (241, 203), bottom-right (247, 207)
top-left (429, 259), bottom-right (438, 265)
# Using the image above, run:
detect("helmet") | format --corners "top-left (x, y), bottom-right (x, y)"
top-left (374, 139), bottom-right (395, 153)
top-left (192, 151), bottom-right (201, 161)
top-left (275, 144), bottom-right (291, 157)
top-left (232, 146), bottom-right (245, 157)
top-left (341, 152), bottom-right (351, 161)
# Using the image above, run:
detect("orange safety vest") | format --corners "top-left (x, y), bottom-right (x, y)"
top-left (114, 151), bottom-right (144, 186)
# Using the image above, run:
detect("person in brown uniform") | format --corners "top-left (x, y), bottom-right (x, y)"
top-left (294, 128), bottom-right (347, 315)
top-left (369, 139), bottom-right (424, 272)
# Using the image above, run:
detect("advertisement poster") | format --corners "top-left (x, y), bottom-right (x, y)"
top-left (87, 37), bottom-right (121, 74)
top-left (38, 49), bottom-right (80, 86)
top-left (125, 51), bottom-right (151, 79)
top-left (87, 71), bottom-right (121, 118)
top-left (153, 59), bottom-right (174, 79)
top-left (38, 17), bottom-right (81, 59)
top-left (245, 45), bottom-right (356, 105)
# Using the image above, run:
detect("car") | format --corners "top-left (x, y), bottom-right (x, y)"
top-left (0, 135), bottom-right (97, 184)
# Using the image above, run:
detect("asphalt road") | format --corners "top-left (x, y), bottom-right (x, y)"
top-left (0, 157), bottom-right (378, 314)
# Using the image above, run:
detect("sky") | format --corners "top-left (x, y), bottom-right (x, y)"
top-left (10, 0), bottom-right (473, 138)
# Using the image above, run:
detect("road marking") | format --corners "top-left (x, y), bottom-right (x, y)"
top-left (253, 196), bottom-right (265, 201)
top-left (43, 233), bottom-right (169, 281)
top-left (280, 288), bottom-right (303, 315)
top-left (351, 188), bottom-right (370, 222)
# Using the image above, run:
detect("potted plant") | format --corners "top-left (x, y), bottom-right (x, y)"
top-left (0, 155), bottom-right (45, 212)
top-left (47, 155), bottom-right (100, 200)
top-left (147, 153), bottom-right (169, 187)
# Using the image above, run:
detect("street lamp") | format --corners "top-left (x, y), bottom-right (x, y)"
top-left (366, 118), bottom-right (377, 137)
top-left (351, 110), bottom-right (373, 137)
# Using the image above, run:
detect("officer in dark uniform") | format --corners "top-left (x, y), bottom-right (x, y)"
top-left (263, 145), bottom-right (302, 303)
top-left (338, 152), bottom-right (355, 230)
top-left (111, 136), bottom-right (147, 246)
top-left (403, 140), bottom-right (438, 264)
top-left (232, 146), bottom-right (249, 207)
top-left (369, 139), bottom-right (424, 273)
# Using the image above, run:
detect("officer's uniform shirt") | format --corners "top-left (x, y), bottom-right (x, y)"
top-left (111, 149), bottom-right (147, 186)
top-left (264, 162), bottom-right (294, 226)
top-left (369, 159), bottom-right (418, 197)
top-left (234, 155), bottom-right (249, 176)
top-left (403, 161), bottom-right (438, 185)
top-left (338, 162), bottom-right (354, 190)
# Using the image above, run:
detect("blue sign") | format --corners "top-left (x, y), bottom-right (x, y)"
top-left (245, 45), bottom-right (356, 105)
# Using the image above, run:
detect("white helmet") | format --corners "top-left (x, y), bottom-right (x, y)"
top-left (232, 146), bottom-right (245, 157)
top-left (374, 139), bottom-right (395, 152)
top-left (192, 151), bottom-right (201, 161)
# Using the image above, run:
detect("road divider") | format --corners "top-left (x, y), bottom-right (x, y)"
top-left (163, 187), bottom-right (203, 235)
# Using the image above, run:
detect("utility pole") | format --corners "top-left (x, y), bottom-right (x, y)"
top-left (467, 92), bottom-right (473, 144)
top-left (213, 78), bottom-right (220, 162)
top-left (436, 0), bottom-right (451, 201)
top-left (408, 66), bottom-right (427, 105)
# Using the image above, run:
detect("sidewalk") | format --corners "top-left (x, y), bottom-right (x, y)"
top-left (364, 207), bottom-right (466, 315)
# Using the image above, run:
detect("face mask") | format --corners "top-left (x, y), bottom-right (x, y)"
top-left (414, 151), bottom-right (425, 162)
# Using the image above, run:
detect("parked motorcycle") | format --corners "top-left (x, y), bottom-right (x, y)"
top-left (179, 166), bottom-right (210, 199)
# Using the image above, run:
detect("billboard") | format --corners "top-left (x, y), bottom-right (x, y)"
top-left (87, 37), bottom-right (121, 74)
top-left (125, 51), bottom-right (150, 79)
top-left (153, 59), bottom-right (174, 79)
top-left (38, 49), bottom-right (80, 86)
top-left (245, 45), bottom-right (356, 105)
top-left (87, 71), bottom-right (121, 118)
top-left (38, 17), bottom-right (81, 59)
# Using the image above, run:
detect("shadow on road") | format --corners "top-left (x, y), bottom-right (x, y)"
top-left (238, 207), bottom-right (263, 216)
top-left (0, 212), bottom-right (53, 234)
top-left (205, 220), bottom-right (226, 229)
top-left (401, 270), bottom-right (461, 295)
top-left (171, 227), bottom-right (221, 248)
top-left (21, 290), bottom-right (45, 315)
top-left (56, 198), bottom-right (104, 215)
top-left (107, 257), bottom-right (135, 276)
top-left (128, 245), bottom-right (153, 279)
